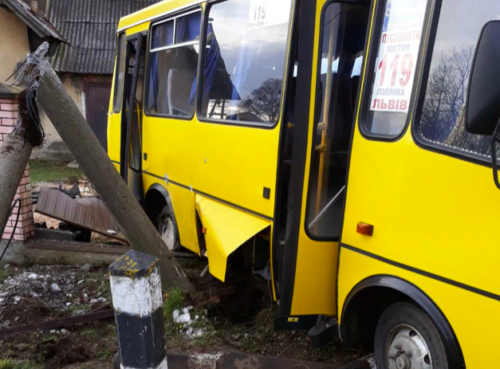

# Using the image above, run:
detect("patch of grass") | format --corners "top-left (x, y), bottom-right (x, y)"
top-left (68, 304), bottom-right (91, 315)
top-left (98, 349), bottom-right (112, 360)
top-left (0, 359), bottom-right (42, 369)
top-left (83, 329), bottom-right (100, 340)
top-left (163, 289), bottom-right (184, 319)
top-left (163, 289), bottom-right (185, 336)
top-left (29, 160), bottom-right (84, 186)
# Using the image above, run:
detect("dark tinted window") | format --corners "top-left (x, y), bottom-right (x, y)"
top-left (147, 11), bottom-right (201, 117)
top-left (113, 33), bottom-right (127, 113)
top-left (175, 12), bottom-right (201, 43)
top-left (151, 20), bottom-right (174, 50)
top-left (417, 0), bottom-right (500, 160)
top-left (362, 0), bottom-right (428, 138)
top-left (306, 2), bottom-right (369, 239)
top-left (199, 0), bottom-right (292, 125)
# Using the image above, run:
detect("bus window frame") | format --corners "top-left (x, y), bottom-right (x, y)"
top-left (195, 0), bottom-right (294, 130)
top-left (144, 6), bottom-right (203, 121)
top-left (113, 32), bottom-right (127, 113)
top-left (304, 0), bottom-right (371, 243)
top-left (410, 0), bottom-right (496, 169)
top-left (358, 0), bottom-right (433, 143)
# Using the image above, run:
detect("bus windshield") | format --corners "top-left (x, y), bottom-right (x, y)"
top-left (199, 0), bottom-right (293, 125)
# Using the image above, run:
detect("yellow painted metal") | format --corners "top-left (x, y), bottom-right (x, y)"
top-left (106, 5), bottom-right (499, 368)
top-left (118, 0), bottom-right (203, 32)
top-left (338, 0), bottom-right (500, 367)
top-left (109, 0), bottom-right (286, 303)
top-left (195, 195), bottom-right (271, 282)
top-left (288, 0), bottom-right (339, 317)
top-left (142, 174), bottom-right (200, 255)
top-left (125, 22), bottom-right (149, 35)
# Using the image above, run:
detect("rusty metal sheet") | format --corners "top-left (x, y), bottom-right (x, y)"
top-left (75, 197), bottom-right (119, 234)
top-left (35, 187), bottom-right (125, 242)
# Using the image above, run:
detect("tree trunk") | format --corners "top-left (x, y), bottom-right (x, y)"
top-left (36, 61), bottom-right (193, 292)
top-left (0, 130), bottom-right (32, 233)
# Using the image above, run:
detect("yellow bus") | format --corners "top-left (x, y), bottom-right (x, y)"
top-left (108, 0), bottom-right (500, 367)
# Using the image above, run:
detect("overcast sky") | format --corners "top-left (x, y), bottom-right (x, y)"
top-left (433, 0), bottom-right (500, 54)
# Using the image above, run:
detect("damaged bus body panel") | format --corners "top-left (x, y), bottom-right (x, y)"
top-left (195, 195), bottom-right (270, 282)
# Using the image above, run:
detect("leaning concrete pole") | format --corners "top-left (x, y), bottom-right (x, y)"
top-left (36, 61), bottom-right (193, 292)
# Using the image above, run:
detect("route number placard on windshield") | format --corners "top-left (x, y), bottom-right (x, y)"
top-left (370, 0), bottom-right (428, 113)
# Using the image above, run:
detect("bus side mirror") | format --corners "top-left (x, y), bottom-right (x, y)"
top-left (466, 21), bottom-right (500, 135)
top-left (465, 21), bottom-right (500, 189)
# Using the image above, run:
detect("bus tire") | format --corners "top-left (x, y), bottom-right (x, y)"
top-left (374, 302), bottom-right (448, 369)
top-left (157, 205), bottom-right (180, 251)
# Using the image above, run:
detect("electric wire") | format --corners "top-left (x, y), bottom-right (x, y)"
top-left (0, 198), bottom-right (22, 263)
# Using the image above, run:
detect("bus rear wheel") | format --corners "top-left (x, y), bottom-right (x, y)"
top-left (375, 302), bottom-right (448, 369)
top-left (157, 206), bottom-right (180, 251)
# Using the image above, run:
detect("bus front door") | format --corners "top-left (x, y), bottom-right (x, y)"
top-left (277, 0), bottom-right (369, 327)
top-left (120, 34), bottom-right (146, 202)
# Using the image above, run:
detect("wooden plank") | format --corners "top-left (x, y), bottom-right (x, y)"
top-left (35, 187), bottom-right (125, 241)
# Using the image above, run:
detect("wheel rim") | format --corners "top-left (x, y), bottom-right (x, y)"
top-left (385, 324), bottom-right (432, 369)
top-left (160, 217), bottom-right (175, 251)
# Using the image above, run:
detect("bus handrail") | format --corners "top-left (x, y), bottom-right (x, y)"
top-left (309, 185), bottom-right (346, 229)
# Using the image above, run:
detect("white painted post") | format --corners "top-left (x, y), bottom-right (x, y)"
top-left (109, 250), bottom-right (168, 369)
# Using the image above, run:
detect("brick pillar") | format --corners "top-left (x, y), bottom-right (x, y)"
top-left (0, 97), bottom-right (35, 241)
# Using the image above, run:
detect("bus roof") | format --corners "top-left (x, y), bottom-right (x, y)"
top-left (117, 0), bottom-right (204, 32)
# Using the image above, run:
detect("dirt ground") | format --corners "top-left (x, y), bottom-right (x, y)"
top-left (0, 161), bottom-right (363, 368)
top-left (0, 264), bottom-right (115, 369)
top-left (0, 260), bottom-right (364, 369)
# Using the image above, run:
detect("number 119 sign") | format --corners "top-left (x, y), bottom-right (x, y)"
top-left (370, 0), bottom-right (428, 113)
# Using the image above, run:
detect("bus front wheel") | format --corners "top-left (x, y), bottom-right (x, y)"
top-left (374, 302), bottom-right (448, 369)
top-left (157, 206), bottom-right (180, 251)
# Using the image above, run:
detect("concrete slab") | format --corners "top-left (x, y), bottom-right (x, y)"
top-left (0, 240), bottom-right (25, 265)
top-left (25, 239), bottom-right (129, 266)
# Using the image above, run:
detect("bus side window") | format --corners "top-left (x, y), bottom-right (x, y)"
top-left (146, 11), bottom-right (201, 118)
top-left (306, 2), bottom-right (369, 239)
top-left (113, 33), bottom-right (127, 113)
top-left (198, 0), bottom-right (292, 125)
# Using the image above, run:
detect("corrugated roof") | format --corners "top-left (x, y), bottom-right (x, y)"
top-left (3, 0), bottom-right (65, 41)
top-left (48, 0), bottom-right (159, 74)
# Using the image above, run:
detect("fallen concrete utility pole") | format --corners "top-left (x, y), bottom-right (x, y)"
top-left (35, 60), bottom-right (193, 292)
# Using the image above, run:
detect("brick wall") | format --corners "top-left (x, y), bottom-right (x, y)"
top-left (0, 98), bottom-right (35, 242)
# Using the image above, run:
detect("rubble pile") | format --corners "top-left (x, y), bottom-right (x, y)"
top-left (0, 264), bottom-right (110, 330)
top-left (172, 306), bottom-right (210, 339)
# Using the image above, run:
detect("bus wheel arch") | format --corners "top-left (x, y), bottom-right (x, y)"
top-left (341, 275), bottom-right (465, 369)
top-left (144, 184), bottom-right (180, 251)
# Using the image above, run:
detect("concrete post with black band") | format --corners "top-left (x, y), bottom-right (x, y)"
top-left (110, 250), bottom-right (168, 369)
